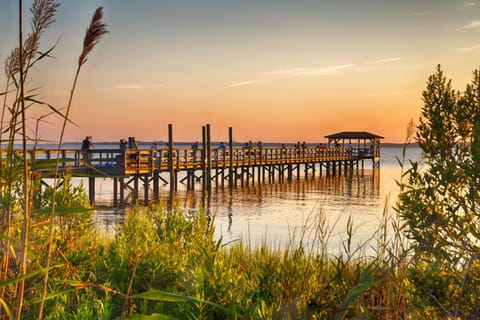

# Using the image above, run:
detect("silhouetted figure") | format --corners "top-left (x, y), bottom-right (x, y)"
top-left (119, 138), bottom-right (128, 151)
top-left (81, 136), bottom-right (93, 162)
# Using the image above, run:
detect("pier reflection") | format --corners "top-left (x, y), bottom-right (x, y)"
top-left (95, 169), bottom-right (380, 237)
top-left (165, 169), bottom-right (379, 230)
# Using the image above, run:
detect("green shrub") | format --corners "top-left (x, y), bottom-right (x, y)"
top-left (397, 65), bottom-right (480, 318)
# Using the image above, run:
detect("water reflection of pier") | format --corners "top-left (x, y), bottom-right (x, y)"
top-left (95, 170), bottom-right (381, 235)
top-left (173, 169), bottom-right (380, 213)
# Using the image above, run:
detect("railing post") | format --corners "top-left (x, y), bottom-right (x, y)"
top-left (202, 126), bottom-right (206, 195)
top-left (229, 127), bottom-right (233, 189)
top-left (206, 124), bottom-right (211, 192)
top-left (168, 123), bottom-right (175, 204)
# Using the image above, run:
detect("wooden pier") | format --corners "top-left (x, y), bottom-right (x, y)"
top-left (29, 126), bottom-right (383, 207)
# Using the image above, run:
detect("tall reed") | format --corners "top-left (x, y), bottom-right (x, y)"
top-left (0, 1), bottom-right (107, 318)
top-left (38, 6), bottom-right (108, 320)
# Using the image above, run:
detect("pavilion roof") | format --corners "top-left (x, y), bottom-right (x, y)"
top-left (324, 131), bottom-right (384, 140)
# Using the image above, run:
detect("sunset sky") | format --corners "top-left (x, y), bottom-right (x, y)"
top-left (1, 0), bottom-right (480, 143)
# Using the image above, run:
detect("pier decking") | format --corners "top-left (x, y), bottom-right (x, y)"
top-left (28, 127), bottom-right (383, 207)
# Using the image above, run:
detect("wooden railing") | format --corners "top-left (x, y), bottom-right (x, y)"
top-left (122, 147), bottom-right (374, 174)
top-left (3, 146), bottom-right (377, 175)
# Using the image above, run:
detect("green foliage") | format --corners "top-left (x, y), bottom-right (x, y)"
top-left (397, 65), bottom-right (480, 317)
top-left (34, 173), bottom-right (90, 213)
top-left (74, 206), bottom-right (409, 319)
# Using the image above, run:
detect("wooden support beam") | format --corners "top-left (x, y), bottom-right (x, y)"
top-left (143, 175), bottom-right (149, 206)
top-left (229, 127), bottom-right (233, 189)
top-left (202, 126), bottom-right (206, 194)
top-left (168, 123), bottom-right (175, 199)
top-left (113, 177), bottom-right (118, 208)
top-left (120, 177), bottom-right (125, 207)
top-left (153, 170), bottom-right (159, 201)
top-left (88, 177), bottom-right (95, 206)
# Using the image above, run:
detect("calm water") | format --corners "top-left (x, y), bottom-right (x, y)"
top-left (83, 144), bottom-right (421, 252)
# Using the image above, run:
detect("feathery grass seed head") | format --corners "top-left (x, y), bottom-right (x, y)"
top-left (78, 7), bottom-right (108, 67)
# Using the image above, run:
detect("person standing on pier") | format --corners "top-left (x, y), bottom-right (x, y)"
top-left (81, 136), bottom-right (93, 162)
top-left (128, 137), bottom-right (138, 150)
top-left (120, 138), bottom-right (128, 151)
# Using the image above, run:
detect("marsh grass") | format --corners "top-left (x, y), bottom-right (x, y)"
top-left (22, 201), bottom-right (407, 319)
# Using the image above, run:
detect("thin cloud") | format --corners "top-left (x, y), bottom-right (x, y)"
top-left (460, 20), bottom-right (480, 30)
top-left (459, 2), bottom-right (476, 9)
top-left (227, 64), bottom-right (356, 88)
top-left (458, 44), bottom-right (480, 52)
top-left (114, 83), bottom-right (167, 90)
top-left (227, 80), bottom-right (265, 88)
top-left (227, 60), bottom-right (403, 88)
top-left (264, 64), bottom-right (356, 76)
top-left (365, 57), bottom-right (402, 65)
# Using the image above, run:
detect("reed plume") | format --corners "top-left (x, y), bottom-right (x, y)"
top-left (5, 0), bottom-right (59, 79)
top-left (4, 48), bottom-right (21, 78)
top-left (78, 7), bottom-right (109, 67)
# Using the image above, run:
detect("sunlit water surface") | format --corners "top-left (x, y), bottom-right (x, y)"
top-left (63, 144), bottom-right (420, 252)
